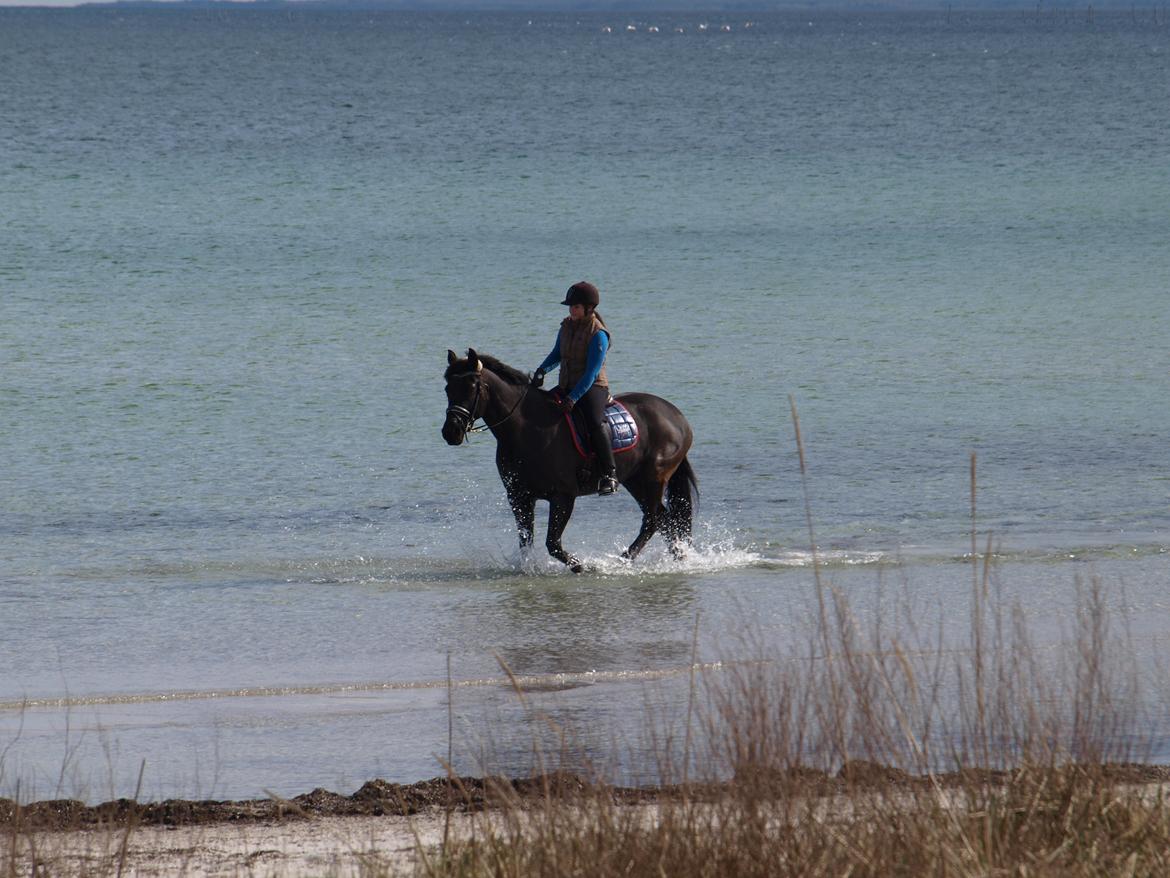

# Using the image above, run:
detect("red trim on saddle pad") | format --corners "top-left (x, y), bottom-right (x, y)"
top-left (561, 398), bottom-right (639, 460)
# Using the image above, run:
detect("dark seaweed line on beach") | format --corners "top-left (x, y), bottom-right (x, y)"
top-left (6, 762), bottom-right (1170, 833)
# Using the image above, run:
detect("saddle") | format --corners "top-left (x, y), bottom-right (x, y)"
top-left (551, 390), bottom-right (639, 460)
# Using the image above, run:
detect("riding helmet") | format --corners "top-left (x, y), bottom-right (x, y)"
top-left (561, 281), bottom-right (600, 308)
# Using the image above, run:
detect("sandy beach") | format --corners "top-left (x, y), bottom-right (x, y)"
top-left (15, 811), bottom-right (469, 876)
top-left (11, 763), bottom-right (1170, 876)
top-left (2, 773), bottom-right (653, 876)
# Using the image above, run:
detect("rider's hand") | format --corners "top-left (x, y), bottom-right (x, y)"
top-left (556, 396), bottom-right (574, 414)
top-left (531, 368), bottom-right (545, 388)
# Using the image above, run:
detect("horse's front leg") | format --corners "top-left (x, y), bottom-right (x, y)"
top-left (545, 493), bottom-right (582, 573)
top-left (504, 482), bottom-right (536, 550)
top-left (499, 466), bottom-right (537, 551)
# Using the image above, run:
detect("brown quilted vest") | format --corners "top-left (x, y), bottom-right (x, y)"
top-left (557, 311), bottom-right (610, 393)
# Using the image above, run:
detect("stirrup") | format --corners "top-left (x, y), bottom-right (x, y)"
top-left (598, 475), bottom-right (619, 496)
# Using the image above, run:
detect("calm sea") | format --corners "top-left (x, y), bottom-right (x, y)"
top-left (1, 7), bottom-right (1168, 802)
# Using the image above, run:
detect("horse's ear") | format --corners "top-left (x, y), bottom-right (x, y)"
top-left (447, 349), bottom-right (458, 366)
top-left (467, 348), bottom-right (482, 373)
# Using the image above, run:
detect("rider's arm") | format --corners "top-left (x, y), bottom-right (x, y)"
top-left (568, 331), bottom-right (609, 402)
top-left (537, 336), bottom-right (561, 374)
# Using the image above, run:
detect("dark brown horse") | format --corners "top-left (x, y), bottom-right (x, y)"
top-left (442, 349), bottom-right (697, 572)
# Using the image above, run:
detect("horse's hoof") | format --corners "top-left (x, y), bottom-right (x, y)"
top-left (570, 562), bottom-right (584, 574)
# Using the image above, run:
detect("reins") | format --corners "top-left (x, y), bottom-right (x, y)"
top-left (446, 369), bottom-right (530, 440)
top-left (469, 383), bottom-right (528, 434)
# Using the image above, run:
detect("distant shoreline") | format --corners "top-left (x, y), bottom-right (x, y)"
top-left (5, 2), bottom-right (1166, 12)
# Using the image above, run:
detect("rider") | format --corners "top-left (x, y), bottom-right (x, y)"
top-left (531, 281), bottom-right (619, 496)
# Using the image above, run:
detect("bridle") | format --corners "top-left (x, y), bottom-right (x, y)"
top-left (445, 368), bottom-right (530, 441)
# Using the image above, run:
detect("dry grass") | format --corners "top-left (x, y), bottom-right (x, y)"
top-left (407, 426), bottom-right (1170, 876)
top-left (410, 565), bottom-right (1170, 878)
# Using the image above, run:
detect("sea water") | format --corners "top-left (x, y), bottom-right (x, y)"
top-left (1, 7), bottom-right (1168, 802)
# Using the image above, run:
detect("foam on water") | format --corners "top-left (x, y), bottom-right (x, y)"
top-left (503, 532), bottom-right (764, 578)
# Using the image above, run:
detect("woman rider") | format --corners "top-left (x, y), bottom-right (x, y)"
top-left (531, 281), bottom-right (619, 496)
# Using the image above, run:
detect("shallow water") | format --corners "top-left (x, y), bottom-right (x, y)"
top-left (1, 8), bottom-right (1168, 802)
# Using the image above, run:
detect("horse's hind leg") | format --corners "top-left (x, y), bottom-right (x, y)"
top-left (664, 515), bottom-right (688, 560)
top-left (664, 493), bottom-right (693, 560)
top-left (664, 459), bottom-right (695, 559)
top-left (622, 478), bottom-right (666, 561)
top-left (546, 493), bottom-right (583, 573)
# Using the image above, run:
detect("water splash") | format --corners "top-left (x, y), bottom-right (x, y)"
top-left (764, 549), bottom-right (888, 569)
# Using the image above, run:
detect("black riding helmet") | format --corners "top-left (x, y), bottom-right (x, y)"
top-left (560, 281), bottom-right (600, 308)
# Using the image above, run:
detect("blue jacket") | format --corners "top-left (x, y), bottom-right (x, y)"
top-left (537, 331), bottom-right (609, 403)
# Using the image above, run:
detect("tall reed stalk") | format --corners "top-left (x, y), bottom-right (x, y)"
top-left (414, 416), bottom-right (1166, 877)
top-left (419, 568), bottom-right (1167, 878)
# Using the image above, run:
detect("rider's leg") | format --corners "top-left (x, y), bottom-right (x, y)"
top-left (579, 385), bottom-right (618, 495)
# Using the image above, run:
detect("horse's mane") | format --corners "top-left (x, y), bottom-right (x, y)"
top-left (445, 352), bottom-right (530, 387)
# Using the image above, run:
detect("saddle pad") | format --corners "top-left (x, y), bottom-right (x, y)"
top-left (565, 399), bottom-right (639, 459)
top-left (606, 401), bottom-right (638, 451)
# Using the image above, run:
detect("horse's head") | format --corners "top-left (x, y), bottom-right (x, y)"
top-left (442, 348), bottom-right (485, 445)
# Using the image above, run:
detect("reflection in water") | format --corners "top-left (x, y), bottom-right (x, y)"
top-left (450, 676), bottom-right (694, 788)
top-left (483, 574), bottom-right (698, 677)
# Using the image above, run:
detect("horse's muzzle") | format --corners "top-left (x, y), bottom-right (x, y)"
top-left (442, 408), bottom-right (470, 445)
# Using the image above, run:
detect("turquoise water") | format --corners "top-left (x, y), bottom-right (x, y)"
top-left (1, 8), bottom-right (1168, 802)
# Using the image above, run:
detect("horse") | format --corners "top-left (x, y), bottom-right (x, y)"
top-left (441, 348), bottom-right (698, 572)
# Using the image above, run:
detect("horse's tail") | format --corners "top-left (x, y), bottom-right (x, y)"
top-left (664, 456), bottom-right (698, 546)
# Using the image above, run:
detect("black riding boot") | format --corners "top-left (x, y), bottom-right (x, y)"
top-left (595, 433), bottom-right (618, 495)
